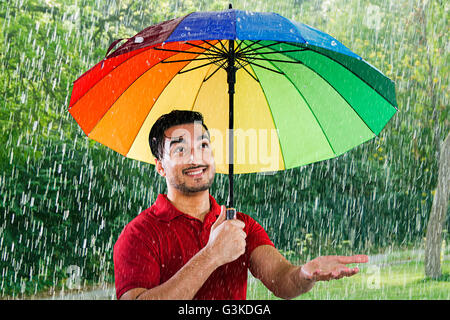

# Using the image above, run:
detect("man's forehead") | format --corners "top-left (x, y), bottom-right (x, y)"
top-left (164, 123), bottom-right (209, 143)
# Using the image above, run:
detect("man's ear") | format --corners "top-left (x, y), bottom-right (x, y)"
top-left (155, 158), bottom-right (166, 177)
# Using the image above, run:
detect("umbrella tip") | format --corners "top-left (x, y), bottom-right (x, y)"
top-left (229, 3), bottom-right (232, 9)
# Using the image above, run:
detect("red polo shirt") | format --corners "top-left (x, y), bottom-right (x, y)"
top-left (113, 194), bottom-right (274, 300)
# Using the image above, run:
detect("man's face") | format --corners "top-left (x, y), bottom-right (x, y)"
top-left (156, 122), bottom-right (215, 194)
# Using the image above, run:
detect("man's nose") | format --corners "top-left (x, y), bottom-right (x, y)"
top-left (186, 146), bottom-right (203, 164)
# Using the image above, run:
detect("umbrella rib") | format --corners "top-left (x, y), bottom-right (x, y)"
top-left (185, 41), bottom-right (215, 51)
top-left (217, 40), bottom-right (229, 53)
top-left (153, 47), bottom-right (222, 58)
top-left (240, 41), bottom-right (308, 64)
top-left (191, 63), bottom-right (216, 111)
top-left (178, 57), bottom-right (226, 74)
top-left (201, 40), bottom-right (228, 55)
top-left (237, 40), bottom-right (291, 56)
top-left (186, 41), bottom-right (226, 56)
top-left (234, 40), bottom-right (246, 54)
top-left (235, 58), bottom-right (259, 82)
top-left (161, 56), bottom-right (222, 64)
top-left (246, 60), bottom-right (285, 75)
top-left (203, 60), bottom-right (227, 82)
top-left (244, 56), bottom-right (304, 64)
top-left (242, 48), bottom-right (308, 57)
top-left (235, 40), bottom-right (262, 55)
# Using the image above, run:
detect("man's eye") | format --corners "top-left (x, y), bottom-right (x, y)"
top-left (175, 146), bottom-right (185, 153)
top-left (202, 142), bottom-right (209, 148)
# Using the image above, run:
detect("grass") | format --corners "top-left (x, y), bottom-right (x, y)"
top-left (247, 251), bottom-right (450, 300)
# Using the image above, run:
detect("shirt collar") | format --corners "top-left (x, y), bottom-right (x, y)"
top-left (150, 194), bottom-right (221, 223)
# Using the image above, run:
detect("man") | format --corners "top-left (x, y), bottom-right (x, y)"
top-left (113, 110), bottom-right (368, 300)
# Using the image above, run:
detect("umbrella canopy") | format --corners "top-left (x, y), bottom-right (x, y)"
top-left (68, 7), bottom-right (397, 208)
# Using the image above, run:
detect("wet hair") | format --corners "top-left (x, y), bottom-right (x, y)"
top-left (149, 110), bottom-right (209, 160)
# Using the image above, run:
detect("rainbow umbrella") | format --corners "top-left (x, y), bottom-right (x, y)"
top-left (68, 6), bottom-right (397, 212)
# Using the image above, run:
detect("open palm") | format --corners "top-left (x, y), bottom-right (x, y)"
top-left (301, 255), bottom-right (369, 281)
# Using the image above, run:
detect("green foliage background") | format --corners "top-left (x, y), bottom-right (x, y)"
top-left (0, 0), bottom-right (448, 297)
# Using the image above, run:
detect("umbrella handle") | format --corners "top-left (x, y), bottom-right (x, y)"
top-left (226, 208), bottom-right (236, 220)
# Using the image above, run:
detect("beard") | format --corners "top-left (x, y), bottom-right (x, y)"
top-left (168, 165), bottom-right (215, 194)
top-left (172, 177), bottom-right (214, 194)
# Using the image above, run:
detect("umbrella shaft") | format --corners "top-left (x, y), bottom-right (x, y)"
top-left (227, 40), bottom-right (236, 211)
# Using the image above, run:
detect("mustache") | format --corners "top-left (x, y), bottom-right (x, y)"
top-left (182, 165), bottom-right (208, 173)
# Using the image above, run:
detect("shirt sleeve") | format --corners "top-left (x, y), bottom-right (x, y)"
top-left (240, 213), bottom-right (275, 258)
top-left (113, 220), bottom-right (161, 299)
